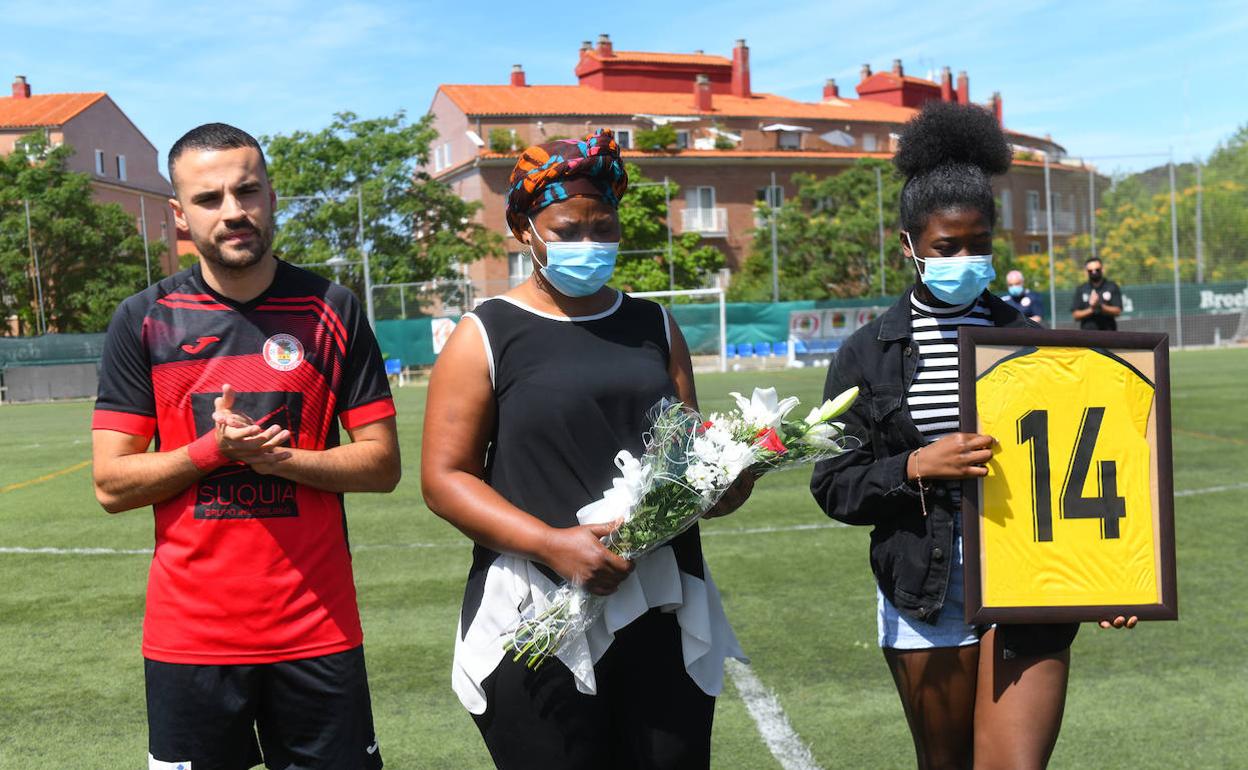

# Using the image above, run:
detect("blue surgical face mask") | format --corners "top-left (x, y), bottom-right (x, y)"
top-left (528, 217), bottom-right (619, 297)
top-left (1008, 284), bottom-right (1024, 298)
top-left (905, 232), bottom-right (995, 305)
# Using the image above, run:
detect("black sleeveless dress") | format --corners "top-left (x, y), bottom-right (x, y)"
top-left (458, 291), bottom-right (705, 635)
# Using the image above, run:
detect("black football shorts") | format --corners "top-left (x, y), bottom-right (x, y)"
top-left (144, 645), bottom-right (382, 770)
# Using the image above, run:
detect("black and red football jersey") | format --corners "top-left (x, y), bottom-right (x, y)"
top-left (93, 259), bottom-right (395, 665)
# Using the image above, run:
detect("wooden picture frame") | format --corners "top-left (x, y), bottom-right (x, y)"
top-left (958, 327), bottom-right (1178, 624)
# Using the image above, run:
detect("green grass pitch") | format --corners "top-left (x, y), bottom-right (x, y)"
top-left (0, 348), bottom-right (1245, 768)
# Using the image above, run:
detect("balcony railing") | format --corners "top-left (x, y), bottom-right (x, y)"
top-left (681, 207), bottom-right (729, 237)
top-left (1025, 209), bottom-right (1077, 235)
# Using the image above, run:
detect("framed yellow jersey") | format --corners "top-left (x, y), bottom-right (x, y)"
top-left (957, 327), bottom-right (1178, 624)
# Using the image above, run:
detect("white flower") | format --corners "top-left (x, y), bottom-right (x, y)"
top-left (730, 387), bottom-right (801, 431)
top-left (802, 422), bottom-right (841, 449)
top-left (818, 387), bottom-right (859, 423)
top-left (705, 412), bottom-right (742, 436)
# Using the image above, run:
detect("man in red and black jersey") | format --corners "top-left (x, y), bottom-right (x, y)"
top-left (92, 123), bottom-right (399, 770)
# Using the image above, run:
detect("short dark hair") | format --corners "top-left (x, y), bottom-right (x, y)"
top-left (168, 122), bottom-right (267, 190)
top-left (1085, 256), bottom-right (1103, 266)
top-left (894, 101), bottom-right (1013, 235)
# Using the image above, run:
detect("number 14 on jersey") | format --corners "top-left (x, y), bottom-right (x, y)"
top-left (1017, 407), bottom-right (1127, 543)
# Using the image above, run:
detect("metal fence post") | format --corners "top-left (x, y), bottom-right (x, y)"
top-left (1195, 161), bottom-right (1204, 284)
top-left (358, 187), bottom-right (375, 328)
top-left (1088, 165), bottom-right (1097, 261)
top-left (139, 195), bottom-right (152, 285)
top-left (770, 171), bottom-right (780, 303)
top-left (1168, 156), bottom-right (1183, 347)
top-left (664, 177), bottom-right (674, 293)
top-left (1044, 153), bottom-right (1057, 328)
top-left (876, 165), bottom-right (886, 296)
top-left (24, 199), bottom-right (46, 335)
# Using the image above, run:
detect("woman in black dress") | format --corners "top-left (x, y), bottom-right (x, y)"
top-left (421, 129), bottom-right (753, 770)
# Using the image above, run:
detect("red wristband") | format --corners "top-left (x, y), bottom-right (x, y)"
top-left (187, 431), bottom-right (229, 473)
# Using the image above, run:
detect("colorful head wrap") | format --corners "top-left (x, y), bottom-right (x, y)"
top-left (505, 128), bottom-right (628, 240)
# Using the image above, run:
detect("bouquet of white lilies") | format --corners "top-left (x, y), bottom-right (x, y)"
top-left (503, 386), bottom-right (860, 670)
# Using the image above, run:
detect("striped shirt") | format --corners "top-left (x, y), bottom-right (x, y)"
top-left (907, 294), bottom-right (994, 442)
top-left (908, 293), bottom-right (993, 512)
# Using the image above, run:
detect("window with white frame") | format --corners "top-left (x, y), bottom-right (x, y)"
top-left (778, 131), bottom-right (801, 150)
top-left (687, 186), bottom-right (715, 211)
top-left (508, 251), bottom-right (533, 287)
top-left (1029, 241), bottom-right (1042, 254)
top-left (756, 185), bottom-right (784, 208)
top-left (755, 185), bottom-right (784, 227)
top-left (861, 133), bottom-right (878, 152)
top-left (1026, 190), bottom-right (1040, 226)
top-left (676, 130), bottom-right (690, 149)
top-left (615, 129), bottom-right (632, 149)
top-left (116, 155), bottom-right (127, 181)
top-left (1000, 188), bottom-right (1013, 230)
top-left (685, 186), bottom-right (718, 232)
top-left (94, 149), bottom-right (105, 176)
top-left (442, 143), bottom-right (452, 170)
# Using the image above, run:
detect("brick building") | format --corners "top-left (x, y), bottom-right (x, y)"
top-left (426, 37), bottom-right (1093, 296)
top-left (0, 76), bottom-right (178, 277)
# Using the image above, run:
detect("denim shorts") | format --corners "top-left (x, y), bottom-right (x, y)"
top-left (877, 533), bottom-right (979, 650)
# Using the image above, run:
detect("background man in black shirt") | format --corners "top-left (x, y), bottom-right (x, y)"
top-left (1071, 257), bottom-right (1123, 330)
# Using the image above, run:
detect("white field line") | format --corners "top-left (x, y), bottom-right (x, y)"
top-left (1173, 481), bottom-right (1248, 497)
top-left (726, 658), bottom-right (824, 770)
top-left (2, 480), bottom-right (1240, 557)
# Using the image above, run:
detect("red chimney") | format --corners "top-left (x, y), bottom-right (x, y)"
top-left (860, 63), bottom-right (872, 82)
top-left (694, 73), bottom-right (713, 112)
top-left (731, 39), bottom-right (751, 98)
top-left (991, 91), bottom-right (1003, 125)
top-left (823, 78), bottom-right (840, 100)
top-left (596, 33), bottom-right (613, 57)
top-left (940, 66), bottom-right (953, 102)
top-left (11, 75), bottom-right (30, 99)
top-left (510, 64), bottom-right (526, 87)
top-left (892, 59), bottom-right (904, 77)
top-left (956, 70), bottom-right (969, 105)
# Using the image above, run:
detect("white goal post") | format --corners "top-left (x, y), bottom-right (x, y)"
top-left (628, 287), bottom-right (727, 373)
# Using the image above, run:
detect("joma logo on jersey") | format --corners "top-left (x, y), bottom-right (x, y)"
top-left (180, 336), bottom-right (221, 355)
top-left (263, 333), bottom-right (305, 371)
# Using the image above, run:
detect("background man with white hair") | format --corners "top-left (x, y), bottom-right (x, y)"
top-left (1001, 269), bottom-right (1045, 324)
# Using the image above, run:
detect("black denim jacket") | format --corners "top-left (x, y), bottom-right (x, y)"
top-left (810, 288), bottom-right (1078, 655)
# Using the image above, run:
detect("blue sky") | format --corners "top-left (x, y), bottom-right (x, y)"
top-left (2, 0), bottom-right (1244, 177)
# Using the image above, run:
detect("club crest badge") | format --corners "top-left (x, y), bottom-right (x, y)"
top-left (262, 333), bottom-right (304, 371)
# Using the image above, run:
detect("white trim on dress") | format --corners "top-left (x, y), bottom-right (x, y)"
top-left (493, 290), bottom-right (623, 322)
top-left (658, 304), bottom-right (672, 350)
top-left (462, 312), bottom-right (495, 389)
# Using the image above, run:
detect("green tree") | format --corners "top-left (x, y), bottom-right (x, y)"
top-left (1058, 125), bottom-right (1248, 287)
top-left (0, 132), bottom-right (154, 333)
top-left (611, 163), bottom-right (724, 293)
top-left (262, 111), bottom-right (501, 306)
top-left (730, 159), bottom-right (907, 301)
top-left (488, 128), bottom-right (518, 153)
top-left (634, 125), bottom-right (677, 151)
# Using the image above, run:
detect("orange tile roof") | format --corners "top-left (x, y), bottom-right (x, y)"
top-left (583, 50), bottom-right (732, 67)
top-left (0, 92), bottom-right (106, 128)
top-left (440, 84), bottom-right (919, 123)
